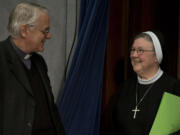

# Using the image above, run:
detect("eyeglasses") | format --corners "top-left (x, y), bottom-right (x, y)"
top-left (27, 24), bottom-right (50, 35)
top-left (38, 29), bottom-right (50, 35)
top-left (130, 48), bottom-right (154, 55)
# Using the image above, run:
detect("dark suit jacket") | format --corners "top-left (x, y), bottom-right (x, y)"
top-left (0, 37), bottom-right (65, 135)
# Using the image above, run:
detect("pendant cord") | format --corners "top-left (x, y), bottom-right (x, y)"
top-left (132, 81), bottom-right (155, 119)
top-left (135, 82), bottom-right (155, 108)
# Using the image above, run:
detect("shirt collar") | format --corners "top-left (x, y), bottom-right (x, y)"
top-left (10, 38), bottom-right (31, 60)
top-left (137, 68), bottom-right (163, 85)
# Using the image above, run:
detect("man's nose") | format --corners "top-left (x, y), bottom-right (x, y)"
top-left (46, 32), bottom-right (51, 39)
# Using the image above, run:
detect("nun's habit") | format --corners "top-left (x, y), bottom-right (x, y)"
top-left (110, 31), bottom-right (180, 135)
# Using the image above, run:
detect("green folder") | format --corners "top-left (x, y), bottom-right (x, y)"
top-left (149, 92), bottom-right (180, 135)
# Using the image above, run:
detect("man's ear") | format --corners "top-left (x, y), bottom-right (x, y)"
top-left (19, 24), bottom-right (28, 38)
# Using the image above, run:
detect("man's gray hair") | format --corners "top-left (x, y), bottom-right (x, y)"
top-left (8, 2), bottom-right (49, 37)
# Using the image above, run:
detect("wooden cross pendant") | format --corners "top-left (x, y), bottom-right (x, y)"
top-left (132, 106), bottom-right (140, 119)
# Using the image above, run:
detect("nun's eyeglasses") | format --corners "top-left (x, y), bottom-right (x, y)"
top-left (130, 48), bottom-right (154, 55)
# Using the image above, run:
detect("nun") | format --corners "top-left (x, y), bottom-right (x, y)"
top-left (110, 31), bottom-right (180, 135)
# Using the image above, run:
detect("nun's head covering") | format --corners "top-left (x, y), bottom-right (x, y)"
top-left (133, 30), bottom-right (168, 71)
top-left (143, 31), bottom-right (163, 64)
top-left (134, 30), bottom-right (165, 63)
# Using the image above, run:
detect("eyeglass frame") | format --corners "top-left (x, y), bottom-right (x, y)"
top-left (130, 47), bottom-right (154, 55)
top-left (26, 24), bottom-right (50, 35)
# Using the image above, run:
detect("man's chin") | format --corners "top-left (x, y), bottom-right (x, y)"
top-left (38, 47), bottom-right (44, 52)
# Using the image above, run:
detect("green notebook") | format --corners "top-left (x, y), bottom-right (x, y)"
top-left (149, 92), bottom-right (180, 135)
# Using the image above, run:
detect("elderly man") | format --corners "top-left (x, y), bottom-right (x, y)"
top-left (0, 2), bottom-right (65, 135)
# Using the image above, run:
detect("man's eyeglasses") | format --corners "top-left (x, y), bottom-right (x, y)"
top-left (27, 24), bottom-right (50, 35)
top-left (38, 29), bottom-right (50, 35)
top-left (130, 48), bottom-right (154, 55)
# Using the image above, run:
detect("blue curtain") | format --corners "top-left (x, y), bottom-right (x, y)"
top-left (58, 0), bottom-right (109, 134)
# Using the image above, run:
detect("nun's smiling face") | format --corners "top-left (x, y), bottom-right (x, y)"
top-left (130, 38), bottom-right (159, 79)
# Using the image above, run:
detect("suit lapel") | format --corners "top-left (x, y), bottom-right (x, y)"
top-left (5, 38), bottom-right (33, 96)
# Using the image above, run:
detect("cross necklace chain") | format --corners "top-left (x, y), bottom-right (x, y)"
top-left (132, 82), bottom-right (155, 119)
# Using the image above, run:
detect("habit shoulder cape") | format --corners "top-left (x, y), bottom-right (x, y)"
top-left (111, 73), bottom-right (180, 135)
